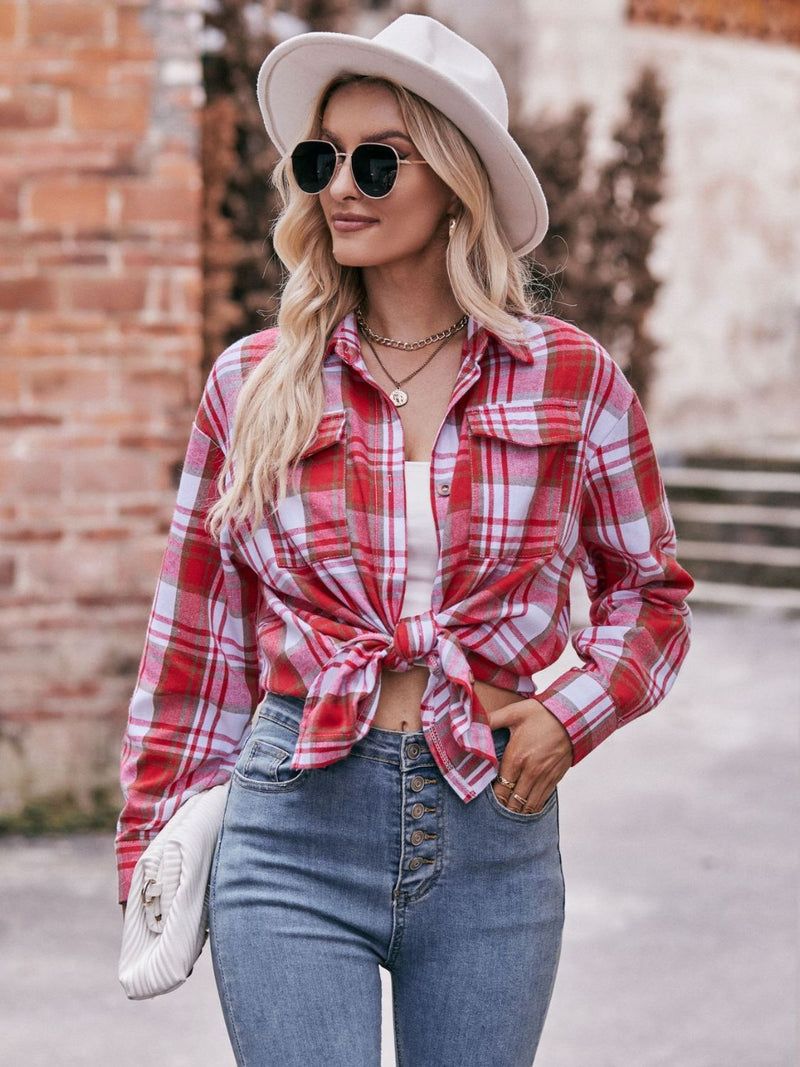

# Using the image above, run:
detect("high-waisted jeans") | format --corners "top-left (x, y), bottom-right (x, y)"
top-left (208, 692), bottom-right (565, 1067)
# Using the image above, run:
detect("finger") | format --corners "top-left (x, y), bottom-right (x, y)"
top-left (485, 700), bottom-right (528, 731)
top-left (493, 749), bottom-right (522, 805)
top-left (491, 774), bottom-right (516, 805)
top-left (504, 765), bottom-right (539, 812)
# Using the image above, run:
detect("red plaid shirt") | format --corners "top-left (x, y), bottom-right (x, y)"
top-left (116, 313), bottom-right (692, 900)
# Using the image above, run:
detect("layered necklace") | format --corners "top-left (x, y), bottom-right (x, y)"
top-left (356, 305), bottom-right (468, 407)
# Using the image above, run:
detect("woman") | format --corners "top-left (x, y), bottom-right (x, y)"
top-left (116, 15), bottom-right (692, 1066)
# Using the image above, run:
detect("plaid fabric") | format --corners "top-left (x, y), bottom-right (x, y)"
top-left (116, 313), bottom-right (692, 901)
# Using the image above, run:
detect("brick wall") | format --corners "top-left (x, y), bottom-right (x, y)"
top-left (0, 0), bottom-right (205, 815)
top-left (626, 0), bottom-right (800, 47)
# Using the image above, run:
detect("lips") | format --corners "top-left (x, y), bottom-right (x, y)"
top-left (330, 213), bottom-right (379, 233)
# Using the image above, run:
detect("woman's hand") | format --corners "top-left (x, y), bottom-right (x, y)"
top-left (485, 698), bottom-right (573, 813)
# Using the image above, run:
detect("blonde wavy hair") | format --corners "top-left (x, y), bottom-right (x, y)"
top-left (208, 76), bottom-right (535, 538)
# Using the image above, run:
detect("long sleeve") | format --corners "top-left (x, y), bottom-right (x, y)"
top-left (115, 419), bottom-right (261, 902)
top-left (537, 393), bottom-right (693, 762)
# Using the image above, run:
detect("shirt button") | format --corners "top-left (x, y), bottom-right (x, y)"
top-left (410, 829), bottom-right (425, 846)
top-left (437, 483), bottom-right (451, 496)
top-left (410, 775), bottom-right (425, 792)
top-left (409, 857), bottom-right (423, 871)
top-left (406, 742), bottom-right (421, 759)
top-left (411, 802), bottom-right (425, 818)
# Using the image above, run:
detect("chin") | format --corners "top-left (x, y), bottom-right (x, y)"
top-left (331, 243), bottom-right (392, 269)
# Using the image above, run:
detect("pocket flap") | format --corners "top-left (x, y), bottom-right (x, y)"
top-left (299, 410), bottom-right (347, 458)
top-left (466, 400), bottom-right (581, 447)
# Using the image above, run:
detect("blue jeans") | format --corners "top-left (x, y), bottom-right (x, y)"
top-left (209, 692), bottom-right (564, 1066)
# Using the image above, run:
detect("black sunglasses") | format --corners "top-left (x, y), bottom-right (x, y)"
top-left (290, 139), bottom-right (429, 199)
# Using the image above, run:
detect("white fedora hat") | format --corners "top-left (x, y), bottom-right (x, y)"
top-left (257, 14), bottom-right (548, 256)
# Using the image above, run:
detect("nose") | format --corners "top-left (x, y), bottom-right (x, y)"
top-left (327, 153), bottom-right (360, 199)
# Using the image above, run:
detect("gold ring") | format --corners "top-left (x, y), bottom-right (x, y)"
top-left (511, 792), bottom-right (528, 806)
top-left (495, 775), bottom-right (516, 789)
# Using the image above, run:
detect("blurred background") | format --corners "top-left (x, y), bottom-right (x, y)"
top-left (0, 1), bottom-right (798, 1064)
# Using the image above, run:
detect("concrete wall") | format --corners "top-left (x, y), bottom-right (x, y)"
top-left (520, 0), bottom-right (800, 456)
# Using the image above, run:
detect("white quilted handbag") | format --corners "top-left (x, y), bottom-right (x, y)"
top-left (118, 781), bottom-right (230, 1000)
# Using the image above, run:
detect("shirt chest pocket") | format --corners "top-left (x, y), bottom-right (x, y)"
top-left (267, 410), bottom-right (350, 569)
top-left (465, 400), bottom-right (582, 561)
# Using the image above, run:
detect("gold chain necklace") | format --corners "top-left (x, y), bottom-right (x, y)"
top-left (356, 306), bottom-right (468, 352)
top-left (360, 329), bottom-right (460, 407)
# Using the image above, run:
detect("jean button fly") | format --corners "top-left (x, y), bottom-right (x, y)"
top-left (410, 775), bottom-right (425, 792)
top-left (411, 802), bottom-right (425, 818)
top-left (406, 742), bottom-right (421, 759)
top-left (409, 857), bottom-right (423, 871)
top-left (410, 829), bottom-right (425, 846)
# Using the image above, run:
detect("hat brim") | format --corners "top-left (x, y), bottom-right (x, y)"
top-left (257, 32), bottom-right (548, 256)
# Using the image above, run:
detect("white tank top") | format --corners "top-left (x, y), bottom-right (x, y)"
top-left (399, 460), bottom-right (438, 619)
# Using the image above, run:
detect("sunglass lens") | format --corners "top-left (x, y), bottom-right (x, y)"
top-left (291, 141), bottom-right (336, 194)
top-left (352, 144), bottom-right (398, 198)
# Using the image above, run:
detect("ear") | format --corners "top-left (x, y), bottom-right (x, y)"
top-left (446, 193), bottom-right (462, 217)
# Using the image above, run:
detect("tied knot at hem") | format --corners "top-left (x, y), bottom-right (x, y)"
top-left (384, 612), bottom-right (440, 670)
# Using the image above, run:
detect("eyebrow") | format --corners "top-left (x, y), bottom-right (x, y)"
top-left (319, 128), bottom-right (415, 147)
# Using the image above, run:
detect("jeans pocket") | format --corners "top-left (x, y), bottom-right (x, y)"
top-left (234, 714), bottom-right (308, 793)
top-left (483, 782), bottom-right (558, 823)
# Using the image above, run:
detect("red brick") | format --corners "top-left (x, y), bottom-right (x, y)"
top-left (0, 180), bottom-right (19, 221)
top-left (0, 362), bottom-right (21, 403)
top-left (0, 413), bottom-right (62, 428)
top-left (117, 5), bottom-right (150, 43)
top-left (122, 243), bottom-right (200, 269)
top-left (65, 275), bottom-right (147, 314)
top-left (154, 154), bottom-right (200, 184)
top-left (121, 183), bottom-right (200, 228)
top-left (79, 527), bottom-right (129, 542)
top-left (65, 447), bottom-right (164, 494)
top-left (27, 179), bottom-right (110, 229)
top-left (6, 336), bottom-right (72, 360)
top-left (71, 89), bottom-right (149, 135)
top-left (28, 365), bottom-right (110, 409)
top-left (19, 541), bottom-right (118, 597)
top-left (0, 278), bottom-right (57, 312)
top-left (0, 233), bottom-right (27, 269)
top-left (0, 2), bottom-right (17, 40)
top-left (28, 3), bottom-right (107, 44)
top-left (0, 140), bottom-right (119, 178)
top-left (36, 249), bottom-right (110, 268)
top-left (0, 557), bottom-right (14, 588)
top-left (0, 91), bottom-right (59, 130)
top-left (0, 450), bottom-right (63, 496)
top-left (2, 528), bottom-right (63, 544)
top-left (121, 367), bottom-right (193, 409)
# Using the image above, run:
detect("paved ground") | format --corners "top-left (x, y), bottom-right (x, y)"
top-left (1, 607), bottom-right (797, 1066)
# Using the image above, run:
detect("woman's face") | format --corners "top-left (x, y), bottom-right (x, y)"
top-left (316, 82), bottom-right (457, 272)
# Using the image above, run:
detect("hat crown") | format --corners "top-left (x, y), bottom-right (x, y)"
top-left (372, 15), bottom-right (509, 130)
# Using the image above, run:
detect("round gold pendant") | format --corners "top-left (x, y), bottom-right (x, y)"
top-left (390, 387), bottom-right (409, 407)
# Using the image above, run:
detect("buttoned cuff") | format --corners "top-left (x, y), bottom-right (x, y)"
top-left (535, 667), bottom-right (618, 764)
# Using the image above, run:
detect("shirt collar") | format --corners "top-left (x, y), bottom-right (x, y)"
top-left (326, 312), bottom-right (536, 369)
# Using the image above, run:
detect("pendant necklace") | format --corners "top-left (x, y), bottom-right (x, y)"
top-left (360, 330), bottom-right (459, 407)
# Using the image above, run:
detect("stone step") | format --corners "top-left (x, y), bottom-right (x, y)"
top-left (663, 466), bottom-right (800, 492)
top-left (657, 456), bottom-right (800, 601)
top-left (663, 466), bottom-right (800, 504)
top-left (688, 580), bottom-right (800, 616)
top-left (680, 453), bottom-right (800, 474)
top-left (676, 542), bottom-right (800, 590)
top-left (669, 500), bottom-right (800, 528)
top-left (677, 539), bottom-right (800, 568)
top-left (670, 502), bottom-right (800, 550)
